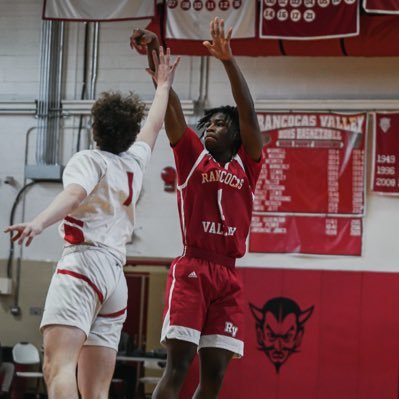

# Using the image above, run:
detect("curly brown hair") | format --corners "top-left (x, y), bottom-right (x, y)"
top-left (91, 91), bottom-right (146, 154)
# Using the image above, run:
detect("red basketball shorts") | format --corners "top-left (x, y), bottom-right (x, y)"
top-left (160, 255), bottom-right (245, 357)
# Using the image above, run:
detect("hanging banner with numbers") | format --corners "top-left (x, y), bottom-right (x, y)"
top-left (371, 112), bottom-right (399, 195)
top-left (260, 0), bottom-right (359, 40)
top-left (363, 0), bottom-right (399, 14)
top-left (165, 0), bottom-right (256, 40)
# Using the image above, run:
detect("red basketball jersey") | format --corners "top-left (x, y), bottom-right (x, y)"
top-left (173, 127), bottom-right (262, 259)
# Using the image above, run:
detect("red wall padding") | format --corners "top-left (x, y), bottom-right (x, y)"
top-left (179, 268), bottom-right (399, 399)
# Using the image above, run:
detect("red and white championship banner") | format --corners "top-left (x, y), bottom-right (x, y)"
top-left (371, 112), bottom-right (399, 195)
top-left (249, 112), bottom-right (367, 255)
top-left (260, 0), bottom-right (359, 40)
top-left (42, 0), bottom-right (155, 21)
top-left (165, 0), bottom-right (256, 40)
top-left (363, 0), bottom-right (399, 14)
top-left (255, 112), bottom-right (366, 215)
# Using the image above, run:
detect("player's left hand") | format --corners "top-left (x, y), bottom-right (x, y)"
top-left (145, 46), bottom-right (180, 86)
top-left (202, 17), bottom-right (233, 61)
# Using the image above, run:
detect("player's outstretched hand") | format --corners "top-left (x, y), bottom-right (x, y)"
top-left (146, 46), bottom-right (180, 87)
top-left (4, 221), bottom-right (43, 247)
top-left (202, 17), bottom-right (233, 61)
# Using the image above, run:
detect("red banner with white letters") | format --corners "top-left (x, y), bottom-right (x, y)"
top-left (254, 112), bottom-right (366, 215)
top-left (165, 0), bottom-right (256, 40)
top-left (260, 0), bottom-right (359, 40)
top-left (371, 112), bottom-right (399, 195)
top-left (363, 0), bottom-right (399, 14)
top-left (250, 112), bottom-right (366, 255)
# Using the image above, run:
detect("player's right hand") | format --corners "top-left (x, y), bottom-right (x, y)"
top-left (130, 29), bottom-right (158, 52)
top-left (4, 221), bottom-right (43, 247)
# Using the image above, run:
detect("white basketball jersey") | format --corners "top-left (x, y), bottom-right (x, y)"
top-left (59, 141), bottom-right (151, 262)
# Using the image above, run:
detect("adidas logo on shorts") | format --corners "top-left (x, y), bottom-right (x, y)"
top-left (188, 271), bottom-right (197, 278)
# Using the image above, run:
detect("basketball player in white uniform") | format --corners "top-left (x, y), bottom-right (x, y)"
top-left (4, 47), bottom-right (180, 399)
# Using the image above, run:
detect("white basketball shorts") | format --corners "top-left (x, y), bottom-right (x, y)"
top-left (40, 245), bottom-right (127, 351)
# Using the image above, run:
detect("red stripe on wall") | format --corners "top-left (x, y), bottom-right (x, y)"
top-left (57, 269), bottom-right (104, 303)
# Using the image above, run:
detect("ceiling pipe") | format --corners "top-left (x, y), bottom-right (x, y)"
top-left (193, 56), bottom-right (209, 117)
top-left (89, 22), bottom-right (100, 100)
top-left (35, 20), bottom-right (64, 166)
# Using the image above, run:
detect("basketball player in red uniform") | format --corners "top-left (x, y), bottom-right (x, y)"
top-left (131, 17), bottom-right (263, 398)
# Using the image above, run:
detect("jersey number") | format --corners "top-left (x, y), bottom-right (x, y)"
top-left (123, 172), bottom-right (134, 206)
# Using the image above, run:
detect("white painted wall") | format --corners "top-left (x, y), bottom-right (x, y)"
top-left (1, 0), bottom-right (399, 276)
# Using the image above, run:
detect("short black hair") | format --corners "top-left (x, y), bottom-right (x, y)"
top-left (91, 91), bottom-right (145, 154)
top-left (197, 105), bottom-right (241, 154)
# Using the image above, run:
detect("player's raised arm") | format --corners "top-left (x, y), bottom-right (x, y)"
top-left (136, 46), bottom-right (180, 150)
top-left (203, 17), bottom-right (263, 161)
top-left (131, 29), bottom-right (187, 145)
